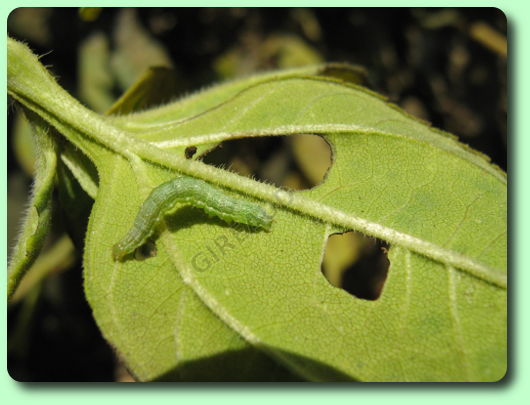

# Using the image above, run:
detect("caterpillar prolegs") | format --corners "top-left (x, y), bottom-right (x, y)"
top-left (112, 176), bottom-right (272, 261)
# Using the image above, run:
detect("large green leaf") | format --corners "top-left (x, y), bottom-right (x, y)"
top-left (7, 38), bottom-right (506, 381)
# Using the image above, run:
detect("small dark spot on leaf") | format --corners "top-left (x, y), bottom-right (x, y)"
top-left (185, 146), bottom-right (197, 159)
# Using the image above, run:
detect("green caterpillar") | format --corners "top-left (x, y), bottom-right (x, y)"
top-left (112, 176), bottom-right (272, 261)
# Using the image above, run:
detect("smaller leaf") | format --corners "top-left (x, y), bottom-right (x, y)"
top-left (78, 32), bottom-right (115, 113)
top-left (106, 67), bottom-right (180, 116)
top-left (322, 231), bottom-right (364, 287)
top-left (78, 7), bottom-right (103, 22)
top-left (315, 62), bottom-right (370, 86)
top-left (8, 111), bottom-right (58, 300)
top-left (12, 110), bottom-right (36, 175)
top-left (290, 133), bottom-right (332, 185)
top-left (111, 8), bottom-right (173, 91)
top-left (9, 235), bottom-right (76, 304)
top-left (214, 33), bottom-right (323, 78)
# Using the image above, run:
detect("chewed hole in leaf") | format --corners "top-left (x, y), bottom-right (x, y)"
top-left (134, 241), bottom-right (158, 261)
top-left (200, 134), bottom-right (332, 190)
top-left (321, 231), bottom-right (389, 301)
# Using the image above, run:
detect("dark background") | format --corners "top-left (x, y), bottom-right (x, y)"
top-left (7, 7), bottom-right (507, 381)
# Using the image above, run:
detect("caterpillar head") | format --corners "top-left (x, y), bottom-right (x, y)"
top-left (243, 207), bottom-right (273, 231)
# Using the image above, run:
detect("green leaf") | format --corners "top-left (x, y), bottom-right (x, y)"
top-left (214, 33), bottom-right (323, 78)
top-left (110, 8), bottom-right (173, 91)
top-left (7, 111), bottom-right (58, 300)
top-left (78, 32), bottom-right (115, 113)
top-left (7, 37), bottom-right (506, 381)
top-left (12, 111), bottom-right (37, 175)
top-left (9, 235), bottom-right (76, 304)
top-left (78, 7), bottom-right (102, 22)
top-left (106, 67), bottom-right (181, 116)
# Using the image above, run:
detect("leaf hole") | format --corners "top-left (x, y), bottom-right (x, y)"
top-left (321, 231), bottom-right (389, 301)
top-left (200, 134), bottom-right (333, 190)
top-left (134, 241), bottom-right (158, 261)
